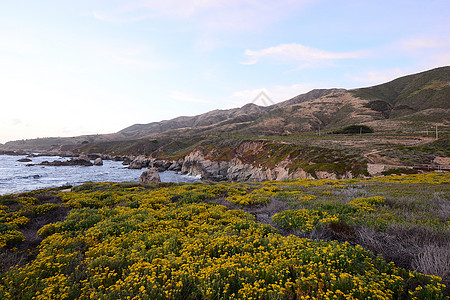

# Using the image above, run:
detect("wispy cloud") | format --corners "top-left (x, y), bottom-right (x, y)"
top-left (347, 68), bottom-right (408, 85)
top-left (398, 35), bottom-right (450, 51)
top-left (243, 43), bottom-right (365, 67)
top-left (91, 0), bottom-right (313, 30)
top-left (96, 47), bottom-right (164, 70)
top-left (0, 30), bottom-right (44, 55)
top-left (400, 38), bottom-right (444, 50)
top-left (396, 36), bottom-right (450, 67)
top-left (10, 119), bottom-right (22, 126)
top-left (90, 1), bottom-right (316, 54)
top-left (168, 91), bottom-right (212, 104)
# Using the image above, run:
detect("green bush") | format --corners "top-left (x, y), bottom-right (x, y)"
top-left (332, 125), bottom-right (374, 134)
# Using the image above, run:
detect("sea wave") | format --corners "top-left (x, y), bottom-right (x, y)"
top-left (0, 155), bottom-right (200, 195)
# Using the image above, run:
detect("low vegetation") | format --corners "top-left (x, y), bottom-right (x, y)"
top-left (199, 140), bottom-right (369, 178)
top-left (0, 173), bottom-right (449, 299)
top-left (331, 125), bottom-right (374, 134)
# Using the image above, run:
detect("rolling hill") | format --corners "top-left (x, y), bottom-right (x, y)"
top-left (1, 66), bottom-right (449, 153)
top-left (114, 66), bottom-right (450, 138)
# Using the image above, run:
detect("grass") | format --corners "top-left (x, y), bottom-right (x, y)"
top-left (0, 173), bottom-right (449, 299)
top-left (411, 138), bottom-right (450, 157)
top-left (350, 66), bottom-right (450, 110)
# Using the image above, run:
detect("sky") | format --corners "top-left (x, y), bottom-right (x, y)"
top-left (1, 0), bottom-right (449, 143)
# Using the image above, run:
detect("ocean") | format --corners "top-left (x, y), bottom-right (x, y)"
top-left (0, 155), bottom-right (200, 195)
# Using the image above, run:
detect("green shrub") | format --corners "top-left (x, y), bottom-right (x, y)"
top-left (332, 125), bottom-right (374, 134)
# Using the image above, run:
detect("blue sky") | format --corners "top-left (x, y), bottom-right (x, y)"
top-left (1, 0), bottom-right (449, 143)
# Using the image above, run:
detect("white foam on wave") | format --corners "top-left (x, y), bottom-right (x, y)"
top-left (0, 155), bottom-right (201, 195)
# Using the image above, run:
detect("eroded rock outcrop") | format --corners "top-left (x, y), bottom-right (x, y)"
top-left (129, 155), bottom-right (150, 169)
top-left (17, 158), bottom-right (32, 162)
top-left (168, 159), bottom-right (183, 172)
top-left (153, 160), bottom-right (172, 172)
top-left (34, 158), bottom-right (93, 167)
top-left (77, 154), bottom-right (91, 162)
top-left (179, 141), bottom-right (357, 182)
top-left (181, 148), bottom-right (229, 181)
top-left (139, 167), bottom-right (161, 184)
top-left (94, 158), bottom-right (103, 166)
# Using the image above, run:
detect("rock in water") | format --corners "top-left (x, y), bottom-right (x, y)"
top-left (139, 167), bottom-right (161, 184)
top-left (78, 154), bottom-right (91, 162)
top-left (17, 158), bottom-right (32, 162)
top-left (94, 158), bottom-right (103, 166)
top-left (70, 154), bottom-right (93, 166)
top-left (129, 155), bottom-right (150, 169)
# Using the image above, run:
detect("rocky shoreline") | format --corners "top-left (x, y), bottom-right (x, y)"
top-left (5, 140), bottom-right (445, 182)
top-left (3, 144), bottom-right (351, 182)
top-left (107, 142), bottom-right (358, 181)
top-left (24, 154), bottom-right (104, 167)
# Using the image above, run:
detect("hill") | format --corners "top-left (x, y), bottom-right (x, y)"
top-left (119, 103), bottom-right (270, 139)
top-left (117, 66), bottom-right (450, 138)
top-left (1, 67), bottom-right (449, 154)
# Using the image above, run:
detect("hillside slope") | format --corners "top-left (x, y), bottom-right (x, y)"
top-left (119, 66), bottom-right (450, 137)
top-left (1, 66), bottom-right (449, 152)
top-left (119, 103), bottom-right (270, 139)
top-left (351, 66), bottom-right (450, 118)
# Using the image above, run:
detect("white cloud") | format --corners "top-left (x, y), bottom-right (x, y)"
top-left (432, 52), bottom-right (450, 67)
top-left (396, 36), bottom-right (450, 67)
top-left (347, 68), bottom-right (410, 86)
top-left (244, 43), bottom-right (365, 66)
top-left (93, 46), bottom-right (166, 70)
top-left (92, 11), bottom-right (109, 22)
top-left (400, 38), bottom-right (444, 50)
top-left (347, 35), bottom-right (450, 86)
top-left (10, 119), bottom-right (22, 126)
top-left (90, 1), bottom-right (317, 54)
top-left (398, 36), bottom-right (450, 51)
top-left (168, 91), bottom-right (212, 104)
top-left (91, 0), bottom-right (314, 30)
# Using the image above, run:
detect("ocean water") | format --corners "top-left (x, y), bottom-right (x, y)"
top-left (0, 155), bottom-right (200, 195)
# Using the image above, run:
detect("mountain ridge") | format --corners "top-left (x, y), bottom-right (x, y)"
top-left (1, 66), bottom-right (449, 153)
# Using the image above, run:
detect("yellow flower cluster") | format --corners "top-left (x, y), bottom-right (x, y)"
top-left (1, 189), bottom-right (446, 299)
top-left (59, 183), bottom-right (226, 209)
top-left (0, 208), bottom-right (28, 248)
top-left (26, 203), bottom-right (60, 217)
top-left (0, 210), bottom-right (29, 227)
top-left (17, 197), bottom-right (38, 207)
top-left (276, 190), bottom-right (317, 202)
top-left (0, 230), bottom-right (25, 248)
top-left (267, 171), bottom-right (450, 187)
top-left (0, 173), bottom-right (448, 299)
top-left (227, 186), bottom-right (282, 206)
top-left (369, 172), bottom-right (450, 184)
top-left (348, 196), bottom-right (386, 212)
top-left (0, 189), bottom-right (68, 249)
top-left (272, 209), bottom-right (339, 232)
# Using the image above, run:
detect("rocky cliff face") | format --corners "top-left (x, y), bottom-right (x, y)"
top-left (139, 167), bottom-right (161, 184)
top-left (181, 148), bottom-right (230, 181)
top-left (179, 141), bottom-right (357, 182)
top-left (114, 140), bottom-right (363, 182)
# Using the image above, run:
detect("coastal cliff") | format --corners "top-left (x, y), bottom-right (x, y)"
top-left (174, 141), bottom-right (365, 181)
